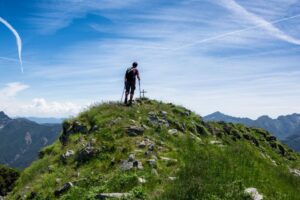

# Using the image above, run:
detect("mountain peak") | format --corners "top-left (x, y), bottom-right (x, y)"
top-left (0, 111), bottom-right (11, 126)
top-left (7, 99), bottom-right (300, 199)
top-left (0, 111), bottom-right (10, 119)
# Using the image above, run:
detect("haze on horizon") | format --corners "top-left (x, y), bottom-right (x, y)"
top-left (0, 0), bottom-right (300, 118)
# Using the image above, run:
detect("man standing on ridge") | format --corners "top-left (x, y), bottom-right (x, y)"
top-left (124, 62), bottom-right (140, 105)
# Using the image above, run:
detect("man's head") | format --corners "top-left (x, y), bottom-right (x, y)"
top-left (132, 62), bottom-right (138, 68)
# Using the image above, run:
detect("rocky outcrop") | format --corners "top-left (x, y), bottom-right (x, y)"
top-left (126, 126), bottom-right (145, 136)
top-left (60, 121), bottom-right (89, 145)
top-left (76, 144), bottom-right (100, 165)
top-left (120, 154), bottom-right (143, 171)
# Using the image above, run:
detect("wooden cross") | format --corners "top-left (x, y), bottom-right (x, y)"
top-left (140, 89), bottom-right (147, 98)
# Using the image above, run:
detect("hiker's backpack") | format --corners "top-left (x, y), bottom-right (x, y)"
top-left (125, 68), bottom-right (136, 81)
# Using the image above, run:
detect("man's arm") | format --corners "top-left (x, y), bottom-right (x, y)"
top-left (137, 69), bottom-right (141, 81)
top-left (124, 70), bottom-right (127, 83)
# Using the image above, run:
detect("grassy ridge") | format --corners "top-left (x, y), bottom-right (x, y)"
top-left (7, 99), bottom-right (300, 200)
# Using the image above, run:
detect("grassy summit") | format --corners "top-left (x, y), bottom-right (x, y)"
top-left (7, 99), bottom-right (300, 200)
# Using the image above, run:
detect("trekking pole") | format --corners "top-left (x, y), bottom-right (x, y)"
top-left (121, 86), bottom-right (125, 102)
top-left (139, 80), bottom-right (141, 99)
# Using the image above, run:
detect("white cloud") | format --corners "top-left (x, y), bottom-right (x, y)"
top-left (20, 98), bottom-right (82, 117)
top-left (0, 83), bottom-right (82, 117)
top-left (0, 82), bottom-right (29, 97)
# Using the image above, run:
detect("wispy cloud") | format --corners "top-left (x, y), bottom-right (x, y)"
top-left (0, 17), bottom-right (23, 72)
top-left (0, 82), bottom-right (29, 97)
top-left (217, 0), bottom-right (300, 45)
top-left (29, 0), bottom-right (139, 34)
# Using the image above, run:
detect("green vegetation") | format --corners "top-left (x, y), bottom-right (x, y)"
top-left (6, 99), bottom-right (300, 200)
top-left (0, 165), bottom-right (20, 196)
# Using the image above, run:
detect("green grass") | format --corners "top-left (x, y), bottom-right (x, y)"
top-left (6, 99), bottom-right (300, 200)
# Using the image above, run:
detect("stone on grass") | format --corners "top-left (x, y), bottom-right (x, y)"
top-left (161, 111), bottom-right (168, 117)
top-left (126, 126), bottom-right (145, 136)
top-left (128, 154), bottom-right (135, 162)
top-left (120, 160), bottom-right (133, 171)
top-left (96, 193), bottom-right (130, 199)
top-left (138, 177), bottom-right (147, 183)
top-left (148, 144), bottom-right (155, 151)
top-left (160, 156), bottom-right (177, 162)
top-left (76, 146), bottom-right (99, 164)
top-left (138, 140), bottom-right (146, 148)
top-left (168, 129), bottom-right (178, 135)
top-left (61, 150), bottom-right (75, 163)
top-left (244, 188), bottom-right (263, 200)
top-left (210, 140), bottom-right (222, 145)
top-left (54, 182), bottom-right (73, 197)
top-left (147, 159), bottom-right (157, 168)
top-left (168, 177), bottom-right (177, 181)
top-left (120, 154), bottom-right (143, 171)
top-left (289, 168), bottom-right (300, 177)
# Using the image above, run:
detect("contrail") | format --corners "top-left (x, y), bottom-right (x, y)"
top-left (0, 17), bottom-right (23, 72)
top-left (174, 13), bottom-right (300, 50)
top-left (217, 0), bottom-right (300, 45)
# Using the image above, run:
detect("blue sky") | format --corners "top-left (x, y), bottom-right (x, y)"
top-left (0, 0), bottom-right (300, 118)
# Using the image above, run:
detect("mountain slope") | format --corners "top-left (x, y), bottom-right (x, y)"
top-left (204, 112), bottom-right (300, 152)
top-left (0, 165), bottom-right (19, 196)
top-left (0, 113), bottom-right (62, 169)
top-left (284, 135), bottom-right (300, 152)
top-left (7, 100), bottom-right (300, 200)
top-left (204, 112), bottom-right (300, 139)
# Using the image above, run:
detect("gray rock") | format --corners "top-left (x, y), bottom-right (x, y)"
top-left (168, 129), bottom-right (178, 135)
top-left (160, 156), bottom-right (177, 163)
top-left (161, 111), bottom-right (168, 117)
top-left (128, 154), bottom-right (135, 162)
top-left (76, 146), bottom-right (99, 164)
top-left (168, 177), bottom-right (177, 181)
top-left (61, 150), bottom-right (75, 163)
top-left (120, 160), bottom-right (133, 171)
top-left (289, 168), bottom-right (300, 177)
top-left (120, 160), bottom-right (143, 171)
top-left (126, 126), bottom-right (145, 136)
top-left (72, 121), bottom-right (88, 134)
top-left (0, 196), bottom-right (4, 200)
top-left (63, 150), bottom-right (75, 158)
top-left (147, 159), bottom-right (157, 168)
top-left (210, 140), bottom-right (222, 145)
top-left (148, 112), bottom-right (169, 127)
top-left (148, 144), bottom-right (155, 151)
top-left (54, 182), bottom-right (73, 197)
top-left (138, 140), bottom-right (146, 148)
top-left (138, 177), bottom-right (146, 183)
top-left (244, 188), bottom-right (263, 200)
top-left (96, 193), bottom-right (130, 199)
top-left (55, 178), bottom-right (62, 183)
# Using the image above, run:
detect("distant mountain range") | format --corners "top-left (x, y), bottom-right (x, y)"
top-left (26, 117), bottom-right (64, 124)
top-left (203, 112), bottom-right (300, 152)
top-left (0, 111), bottom-right (62, 169)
